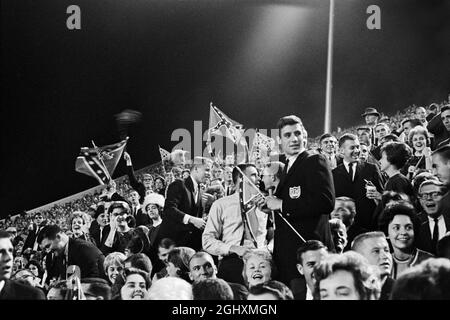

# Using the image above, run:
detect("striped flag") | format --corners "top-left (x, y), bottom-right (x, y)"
top-left (75, 138), bottom-right (128, 185)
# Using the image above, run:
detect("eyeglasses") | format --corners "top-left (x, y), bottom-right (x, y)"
top-left (418, 192), bottom-right (442, 200)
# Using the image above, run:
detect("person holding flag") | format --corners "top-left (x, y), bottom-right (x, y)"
top-left (202, 163), bottom-right (268, 285)
top-left (266, 115), bottom-right (335, 288)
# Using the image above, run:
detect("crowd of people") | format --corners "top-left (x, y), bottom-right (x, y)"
top-left (2, 97), bottom-right (450, 300)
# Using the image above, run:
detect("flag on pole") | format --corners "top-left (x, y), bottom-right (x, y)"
top-left (207, 102), bottom-right (247, 150)
top-left (236, 166), bottom-right (265, 248)
top-left (75, 138), bottom-right (128, 185)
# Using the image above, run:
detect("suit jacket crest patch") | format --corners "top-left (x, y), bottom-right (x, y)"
top-left (289, 186), bottom-right (301, 199)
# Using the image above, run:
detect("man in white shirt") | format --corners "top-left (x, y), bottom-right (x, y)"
top-left (416, 179), bottom-right (450, 254)
top-left (202, 163), bottom-right (267, 285)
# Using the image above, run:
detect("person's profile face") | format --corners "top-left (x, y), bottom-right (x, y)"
top-left (379, 151), bottom-right (390, 172)
top-left (244, 166), bottom-right (260, 190)
top-left (0, 238), bottom-right (14, 281)
top-left (189, 256), bottom-right (216, 282)
top-left (158, 246), bottom-right (173, 265)
top-left (40, 236), bottom-right (64, 255)
top-left (280, 124), bottom-right (305, 157)
top-left (432, 154), bottom-right (450, 186)
top-left (319, 269), bottom-right (360, 300)
top-left (245, 255), bottom-right (272, 288)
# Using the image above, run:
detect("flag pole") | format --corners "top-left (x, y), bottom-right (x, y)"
top-left (324, 0), bottom-right (335, 134)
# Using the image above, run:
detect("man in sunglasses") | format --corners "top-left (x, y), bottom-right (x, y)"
top-left (416, 179), bottom-right (450, 255)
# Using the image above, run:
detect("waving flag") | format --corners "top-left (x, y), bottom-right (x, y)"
top-left (236, 166), bottom-right (265, 248)
top-left (75, 138), bottom-right (128, 185)
top-left (159, 146), bottom-right (171, 163)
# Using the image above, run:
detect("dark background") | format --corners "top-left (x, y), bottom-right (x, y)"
top-left (2, 0), bottom-right (450, 218)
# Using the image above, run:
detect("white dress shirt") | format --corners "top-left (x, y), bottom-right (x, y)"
top-left (286, 154), bottom-right (300, 173)
top-left (343, 160), bottom-right (357, 181)
top-left (428, 215), bottom-right (447, 241)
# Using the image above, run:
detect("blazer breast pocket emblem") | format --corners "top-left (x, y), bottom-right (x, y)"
top-left (289, 186), bottom-right (301, 199)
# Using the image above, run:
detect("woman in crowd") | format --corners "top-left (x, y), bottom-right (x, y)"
top-left (242, 250), bottom-right (274, 289)
top-left (313, 251), bottom-right (381, 300)
top-left (373, 191), bottom-right (410, 231)
top-left (154, 175), bottom-right (166, 196)
top-left (380, 201), bottom-right (434, 279)
top-left (166, 247), bottom-right (196, 282)
top-left (142, 193), bottom-right (165, 247)
top-left (69, 211), bottom-right (95, 244)
top-left (119, 267), bottom-right (151, 300)
top-left (104, 251), bottom-right (127, 286)
top-left (402, 126), bottom-right (432, 179)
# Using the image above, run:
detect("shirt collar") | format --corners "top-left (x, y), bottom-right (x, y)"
top-left (428, 215), bottom-right (442, 222)
top-left (287, 153), bottom-right (300, 165)
top-left (190, 175), bottom-right (199, 191)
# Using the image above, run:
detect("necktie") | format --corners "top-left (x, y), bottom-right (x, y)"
top-left (286, 159), bottom-right (291, 173)
top-left (348, 162), bottom-right (354, 182)
top-left (432, 218), bottom-right (439, 250)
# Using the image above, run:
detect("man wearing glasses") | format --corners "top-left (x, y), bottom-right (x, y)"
top-left (416, 179), bottom-right (450, 255)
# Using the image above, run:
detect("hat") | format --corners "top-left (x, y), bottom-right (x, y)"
top-left (361, 107), bottom-right (381, 118)
top-left (142, 193), bottom-right (165, 212)
top-left (6, 227), bottom-right (17, 233)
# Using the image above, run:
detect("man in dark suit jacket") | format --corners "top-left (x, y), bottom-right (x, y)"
top-left (332, 133), bottom-right (384, 231)
top-left (267, 115), bottom-right (335, 287)
top-left (23, 212), bottom-right (47, 252)
top-left (0, 231), bottom-right (46, 300)
top-left (37, 225), bottom-right (105, 280)
top-left (157, 157), bottom-right (213, 251)
top-left (89, 205), bottom-right (111, 249)
top-left (416, 179), bottom-right (450, 255)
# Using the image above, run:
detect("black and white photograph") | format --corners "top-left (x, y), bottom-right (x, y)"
top-left (1, 0), bottom-right (450, 304)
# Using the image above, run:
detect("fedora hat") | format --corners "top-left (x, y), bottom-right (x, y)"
top-left (361, 107), bottom-right (381, 118)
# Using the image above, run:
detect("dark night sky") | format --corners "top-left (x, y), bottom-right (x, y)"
top-left (2, 0), bottom-right (450, 218)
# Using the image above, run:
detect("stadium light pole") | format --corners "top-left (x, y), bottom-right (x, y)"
top-left (324, 0), bottom-right (335, 134)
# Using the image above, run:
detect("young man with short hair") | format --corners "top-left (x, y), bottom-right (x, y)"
top-left (351, 231), bottom-right (394, 300)
top-left (294, 240), bottom-right (328, 300)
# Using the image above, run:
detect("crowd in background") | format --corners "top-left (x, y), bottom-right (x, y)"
top-left (1, 96), bottom-right (450, 300)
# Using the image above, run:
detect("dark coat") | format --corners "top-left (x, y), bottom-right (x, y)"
top-left (274, 151), bottom-right (335, 286)
top-left (65, 238), bottom-right (105, 279)
top-left (89, 221), bottom-right (111, 249)
top-left (416, 212), bottom-right (450, 255)
top-left (0, 280), bottom-right (46, 300)
top-left (332, 161), bottom-right (384, 230)
top-left (157, 176), bottom-right (204, 250)
top-left (23, 225), bottom-right (45, 251)
top-left (427, 112), bottom-right (450, 150)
